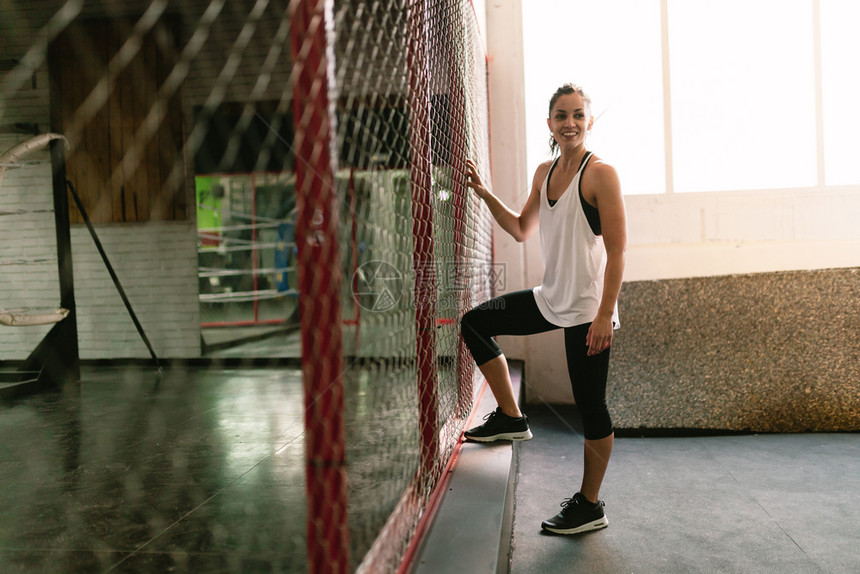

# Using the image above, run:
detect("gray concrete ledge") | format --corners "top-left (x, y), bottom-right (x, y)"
top-left (411, 362), bottom-right (522, 574)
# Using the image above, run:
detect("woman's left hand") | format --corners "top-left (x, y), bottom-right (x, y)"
top-left (586, 316), bottom-right (614, 356)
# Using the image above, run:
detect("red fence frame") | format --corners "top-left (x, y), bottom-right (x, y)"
top-left (290, 0), bottom-right (350, 572)
top-left (291, 1), bottom-right (489, 571)
top-left (407, 0), bottom-right (441, 485)
top-left (445, 6), bottom-right (475, 417)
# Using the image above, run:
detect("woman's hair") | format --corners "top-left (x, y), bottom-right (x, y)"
top-left (548, 83), bottom-right (592, 155)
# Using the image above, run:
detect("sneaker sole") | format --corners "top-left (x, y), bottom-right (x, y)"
top-left (541, 516), bottom-right (608, 535)
top-left (464, 429), bottom-right (533, 442)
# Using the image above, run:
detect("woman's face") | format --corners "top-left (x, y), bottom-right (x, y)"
top-left (547, 92), bottom-right (593, 152)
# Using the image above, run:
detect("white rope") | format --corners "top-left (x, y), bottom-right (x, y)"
top-left (197, 202), bottom-right (294, 225)
top-left (0, 133), bottom-right (66, 190)
top-left (198, 265), bottom-right (294, 278)
top-left (196, 241), bottom-right (282, 253)
top-left (198, 221), bottom-right (283, 233)
top-left (198, 289), bottom-right (296, 303)
top-left (0, 307), bottom-right (69, 327)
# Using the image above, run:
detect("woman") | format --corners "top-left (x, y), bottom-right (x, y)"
top-left (461, 83), bottom-right (626, 535)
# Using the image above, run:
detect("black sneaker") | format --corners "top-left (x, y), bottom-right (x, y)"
top-left (541, 492), bottom-right (608, 534)
top-left (463, 407), bottom-right (533, 442)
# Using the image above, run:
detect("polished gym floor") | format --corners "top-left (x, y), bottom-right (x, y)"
top-left (1, 360), bottom-right (858, 573)
top-left (0, 366), bottom-right (309, 573)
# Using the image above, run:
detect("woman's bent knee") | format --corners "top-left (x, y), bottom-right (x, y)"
top-left (460, 308), bottom-right (501, 365)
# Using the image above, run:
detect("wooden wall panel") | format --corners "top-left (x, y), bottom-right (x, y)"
top-left (49, 16), bottom-right (185, 224)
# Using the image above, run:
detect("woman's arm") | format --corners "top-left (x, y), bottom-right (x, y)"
top-left (584, 159), bottom-right (627, 356)
top-left (465, 159), bottom-right (547, 243)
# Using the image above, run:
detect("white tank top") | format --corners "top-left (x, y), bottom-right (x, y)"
top-left (533, 153), bottom-right (620, 328)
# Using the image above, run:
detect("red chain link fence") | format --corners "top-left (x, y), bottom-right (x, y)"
top-left (292, 1), bottom-right (494, 571)
top-left (1, 0), bottom-right (493, 570)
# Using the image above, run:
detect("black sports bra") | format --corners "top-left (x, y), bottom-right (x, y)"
top-left (546, 153), bottom-right (601, 235)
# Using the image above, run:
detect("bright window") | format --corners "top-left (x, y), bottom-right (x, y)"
top-left (820, 0), bottom-right (860, 186)
top-left (669, 0), bottom-right (816, 192)
top-left (522, 0), bottom-right (860, 195)
top-left (522, 0), bottom-right (664, 195)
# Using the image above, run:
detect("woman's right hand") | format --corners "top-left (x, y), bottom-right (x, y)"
top-left (465, 159), bottom-right (492, 201)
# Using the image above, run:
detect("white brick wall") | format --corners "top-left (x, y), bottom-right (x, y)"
top-left (0, 157), bottom-right (201, 359)
top-left (70, 222), bottom-right (201, 359)
top-left (623, 189), bottom-right (860, 281)
top-left (2, 6), bottom-right (64, 360)
top-left (0, 135), bottom-right (62, 359)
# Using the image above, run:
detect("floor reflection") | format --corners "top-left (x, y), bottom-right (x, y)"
top-left (0, 366), bottom-right (306, 573)
top-left (0, 357), bottom-right (446, 573)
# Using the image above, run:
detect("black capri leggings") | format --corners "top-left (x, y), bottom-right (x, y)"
top-left (460, 289), bottom-right (613, 440)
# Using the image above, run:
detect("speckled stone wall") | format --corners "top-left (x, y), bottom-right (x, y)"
top-left (608, 267), bottom-right (860, 432)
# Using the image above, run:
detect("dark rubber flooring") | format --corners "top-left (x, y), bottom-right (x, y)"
top-left (510, 404), bottom-right (860, 573)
